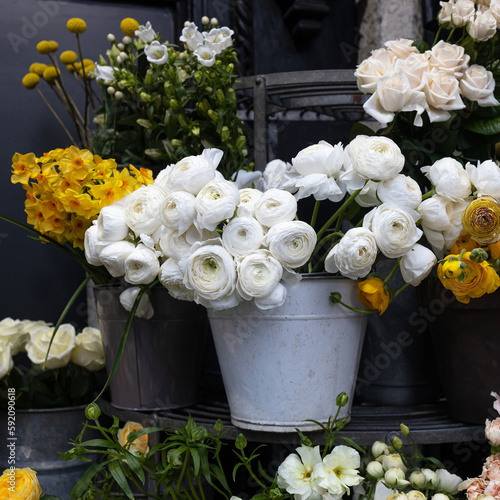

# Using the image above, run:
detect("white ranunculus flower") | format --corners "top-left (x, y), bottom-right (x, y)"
top-left (0, 318), bottom-right (28, 355)
top-left (194, 43), bottom-right (216, 67)
top-left (237, 188), bottom-right (263, 217)
top-left (254, 188), bottom-right (297, 227)
top-left (135, 21), bottom-right (156, 43)
top-left (167, 149), bottom-right (222, 194)
top-left (153, 164), bottom-right (173, 190)
top-left (342, 135), bottom-right (405, 190)
top-left (26, 324), bottom-right (76, 369)
top-left (179, 22), bottom-right (204, 51)
top-left (119, 286), bottom-right (154, 319)
top-left (418, 195), bottom-right (453, 231)
top-left (468, 9), bottom-right (497, 41)
top-left (144, 41), bottom-right (169, 64)
top-left (395, 52), bottom-right (431, 90)
top-left (443, 199), bottom-right (471, 250)
top-left (423, 71), bottom-right (465, 123)
top-left (277, 445), bottom-right (326, 499)
top-left (232, 170), bottom-right (264, 190)
top-left (254, 282), bottom-right (287, 309)
top-left (124, 185), bottom-right (167, 236)
top-left (158, 227), bottom-right (194, 260)
top-left (429, 40), bottom-right (470, 78)
top-left (292, 141), bottom-right (344, 177)
top-left (356, 180), bottom-right (380, 207)
top-left (84, 224), bottom-right (105, 266)
top-left (97, 201), bottom-right (129, 241)
top-left (400, 244), bottom-right (437, 286)
top-left (364, 204), bottom-right (422, 259)
top-left (99, 241), bottom-right (136, 277)
top-left (222, 216), bottom-right (265, 256)
top-left (450, 0), bottom-right (476, 26)
top-left (160, 191), bottom-right (197, 235)
top-left (265, 221), bottom-right (317, 269)
top-left (460, 65), bottom-right (499, 106)
top-left (355, 48), bottom-right (396, 94)
top-left (325, 227), bottom-right (378, 279)
top-left (377, 174), bottom-right (422, 210)
top-left (183, 244), bottom-right (238, 309)
top-left (385, 38), bottom-right (420, 59)
top-left (466, 159), bottom-right (500, 197)
top-left (236, 250), bottom-right (283, 301)
top-left (71, 327), bottom-right (105, 371)
top-left (436, 469), bottom-right (463, 495)
top-left (158, 258), bottom-right (195, 301)
top-left (94, 64), bottom-right (116, 82)
top-left (124, 243), bottom-right (160, 285)
top-left (263, 159), bottom-right (293, 190)
top-left (421, 157), bottom-right (472, 201)
top-left (0, 342), bottom-right (13, 379)
top-left (195, 179), bottom-right (241, 231)
top-left (285, 172), bottom-right (345, 202)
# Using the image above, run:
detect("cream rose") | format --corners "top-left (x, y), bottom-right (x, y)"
top-left (400, 244), bottom-right (437, 286)
top-left (119, 287), bottom-right (154, 319)
top-left (460, 65), bottom-right (499, 106)
top-left (0, 317), bottom-right (28, 355)
top-left (100, 241), bottom-right (136, 278)
top-left (71, 327), bottom-right (105, 371)
top-left (0, 342), bottom-right (13, 379)
top-left (364, 204), bottom-right (422, 258)
top-left (395, 52), bottom-right (431, 90)
top-left (195, 179), bottom-right (241, 231)
top-left (355, 48), bottom-right (396, 94)
top-left (450, 0), bottom-right (476, 26)
top-left (421, 157), bottom-right (472, 201)
top-left (265, 220), bottom-right (317, 269)
top-left (222, 216), bottom-right (265, 257)
top-left (325, 227), bottom-right (378, 279)
top-left (124, 185), bottom-right (167, 237)
top-left (124, 243), bottom-right (160, 285)
top-left (438, 1), bottom-right (454, 25)
top-left (423, 71), bottom-right (465, 122)
top-left (486, 418), bottom-right (500, 446)
top-left (429, 40), bottom-right (470, 78)
top-left (385, 38), bottom-right (420, 59)
top-left (466, 160), bottom-right (500, 198)
top-left (377, 174), bottom-right (422, 210)
top-left (254, 188), bottom-right (298, 227)
top-left (468, 10), bottom-right (497, 41)
top-left (26, 324), bottom-right (76, 369)
top-left (158, 258), bottom-right (195, 301)
top-left (97, 201), bottom-right (129, 241)
top-left (237, 188), bottom-right (263, 217)
top-left (160, 190), bottom-right (197, 235)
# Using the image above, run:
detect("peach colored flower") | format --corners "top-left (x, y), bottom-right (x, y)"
top-left (483, 454), bottom-right (500, 481)
top-left (117, 421), bottom-right (149, 456)
top-left (485, 480), bottom-right (500, 498)
top-left (486, 421), bottom-right (500, 447)
top-left (460, 477), bottom-right (487, 500)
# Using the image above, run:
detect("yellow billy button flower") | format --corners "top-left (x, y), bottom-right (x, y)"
top-left (60, 50), bottom-right (78, 64)
top-left (42, 65), bottom-right (60, 84)
top-left (22, 73), bottom-right (40, 89)
top-left (36, 40), bottom-right (51, 54)
top-left (120, 17), bottom-right (140, 37)
top-left (47, 40), bottom-right (59, 52)
top-left (11, 153), bottom-right (40, 184)
top-left (0, 467), bottom-right (42, 500)
top-left (438, 252), bottom-right (500, 303)
top-left (357, 277), bottom-right (391, 315)
top-left (462, 196), bottom-right (500, 245)
top-left (67, 17), bottom-right (87, 34)
top-left (29, 62), bottom-right (47, 75)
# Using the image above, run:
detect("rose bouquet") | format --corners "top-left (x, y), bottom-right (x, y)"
top-left (0, 317), bottom-right (105, 409)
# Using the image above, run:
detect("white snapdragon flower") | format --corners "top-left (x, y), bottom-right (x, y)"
top-left (179, 22), bottom-right (204, 51)
top-left (100, 241), bottom-right (136, 277)
top-left (194, 44), bottom-right (216, 67)
top-left (364, 204), bottom-right (422, 259)
top-left (377, 174), bottom-right (422, 210)
top-left (26, 324), bottom-right (76, 370)
top-left (124, 243), bottom-right (161, 285)
top-left (400, 244), bottom-right (437, 286)
top-left (195, 179), bottom-right (240, 231)
top-left (144, 41), bottom-right (169, 64)
top-left (135, 21), bottom-right (156, 43)
top-left (124, 185), bottom-right (167, 236)
top-left (237, 188), bottom-right (263, 217)
top-left (460, 65), bottom-right (499, 106)
top-left (254, 188), bottom-right (297, 227)
top-left (97, 201), bottom-right (129, 241)
top-left (265, 220), bottom-right (317, 269)
top-left (421, 157), bottom-right (472, 201)
top-left (222, 216), bottom-right (265, 257)
top-left (354, 48), bottom-right (396, 94)
top-left (158, 258), bottom-right (195, 301)
top-left (325, 227), bottom-right (378, 279)
top-left (466, 159), bottom-right (500, 198)
top-left (160, 191), bottom-right (197, 235)
top-left (71, 327), bottom-right (105, 371)
top-left (119, 286), bottom-right (154, 319)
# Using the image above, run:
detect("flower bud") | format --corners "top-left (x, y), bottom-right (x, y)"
top-left (221, 126), bottom-right (230, 141)
top-left (329, 292), bottom-right (342, 304)
top-left (384, 467), bottom-right (409, 488)
top-left (400, 423), bottom-right (410, 436)
top-left (201, 16), bottom-right (210, 25)
top-left (410, 471), bottom-right (427, 489)
top-left (366, 460), bottom-right (385, 479)
top-left (392, 436), bottom-right (403, 449)
top-left (117, 42), bottom-right (125, 50)
top-left (122, 36), bottom-right (132, 44)
top-left (178, 114), bottom-right (188, 127)
top-left (107, 86), bottom-right (116, 95)
top-left (470, 248), bottom-right (489, 263)
top-left (192, 426), bottom-right (208, 441)
top-left (171, 139), bottom-right (182, 147)
top-left (387, 494), bottom-right (408, 500)
top-left (381, 453), bottom-right (407, 472)
top-left (407, 491), bottom-right (427, 500)
top-left (432, 494), bottom-right (449, 500)
top-left (336, 391), bottom-right (349, 408)
top-left (208, 109), bottom-right (218, 121)
top-left (236, 135), bottom-right (247, 149)
top-left (214, 419), bottom-right (223, 432)
top-left (235, 434), bottom-right (247, 450)
top-left (371, 440), bottom-right (388, 458)
top-left (85, 403), bottom-right (101, 420)
top-left (211, 17), bottom-right (218, 25)
top-left (184, 20), bottom-right (191, 27)
top-left (114, 91), bottom-right (123, 100)
top-left (227, 63), bottom-right (234, 73)
top-left (107, 33), bottom-right (115, 42)
top-left (144, 69), bottom-right (155, 86)
top-left (422, 468), bottom-right (439, 489)
top-left (137, 118), bottom-right (152, 128)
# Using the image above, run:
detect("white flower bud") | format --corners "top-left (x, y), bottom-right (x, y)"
top-left (407, 491), bottom-right (427, 500)
top-left (422, 469), bottom-right (439, 489)
top-left (107, 86), bottom-right (115, 95)
top-left (371, 440), bottom-right (389, 458)
top-left (210, 17), bottom-right (218, 25)
top-left (385, 467), bottom-right (410, 488)
top-left (432, 494), bottom-right (450, 500)
top-left (122, 35), bottom-right (132, 44)
top-left (184, 20), bottom-right (191, 27)
top-left (410, 471), bottom-right (427, 489)
top-left (117, 42), bottom-right (125, 50)
top-left (201, 16), bottom-right (210, 25)
top-left (114, 91), bottom-right (123, 100)
top-left (119, 51), bottom-right (128, 61)
top-left (107, 33), bottom-right (115, 42)
top-left (388, 494), bottom-right (408, 500)
top-left (366, 460), bottom-right (385, 479)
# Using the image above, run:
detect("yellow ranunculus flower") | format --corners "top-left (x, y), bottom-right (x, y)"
top-left (117, 421), bottom-right (149, 456)
top-left (67, 17), bottom-right (87, 34)
top-left (449, 233), bottom-right (479, 254)
top-left (120, 17), bottom-right (140, 37)
top-left (441, 258), bottom-right (463, 279)
top-left (485, 241), bottom-right (500, 260)
top-left (438, 252), bottom-right (500, 303)
top-left (0, 467), bottom-right (42, 500)
top-left (462, 196), bottom-right (500, 245)
top-left (357, 277), bottom-right (391, 315)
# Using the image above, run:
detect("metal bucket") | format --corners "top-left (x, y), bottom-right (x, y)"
top-left (208, 275), bottom-right (368, 432)
top-left (94, 284), bottom-right (207, 411)
top-left (0, 406), bottom-right (93, 498)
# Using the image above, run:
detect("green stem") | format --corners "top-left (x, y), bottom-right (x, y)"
top-left (338, 300), bottom-right (377, 315)
top-left (446, 26), bottom-right (456, 43)
top-left (310, 200), bottom-right (321, 230)
top-left (175, 451), bottom-right (190, 495)
top-left (128, 475), bottom-right (162, 500)
top-left (421, 188), bottom-right (435, 201)
top-left (186, 468), bottom-right (201, 500)
top-left (393, 282), bottom-right (411, 300)
top-left (432, 25), bottom-right (444, 47)
top-left (383, 258), bottom-right (401, 284)
top-left (310, 231), bottom-right (344, 264)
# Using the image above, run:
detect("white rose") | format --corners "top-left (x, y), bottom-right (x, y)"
top-left (421, 158), bottom-right (472, 201)
top-left (124, 243), bottom-right (160, 285)
top-left (179, 22), bottom-right (204, 51)
top-left (236, 250), bottom-right (283, 301)
top-left (26, 324), bottom-right (76, 369)
top-left (355, 48), bottom-right (396, 94)
top-left (423, 71), bottom-right (465, 122)
top-left (0, 342), bottom-right (13, 379)
top-left (195, 179), bottom-right (241, 231)
top-left (124, 185), bottom-right (167, 237)
top-left (363, 71), bottom-right (426, 126)
top-left (135, 21), bottom-right (156, 43)
top-left (100, 241), bottom-right (136, 277)
top-left (0, 317), bottom-right (28, 355)
top-left (429, 40), bottom-right (470, 78)
top-left (71, 327), bottom-right (105, 371)
top-left (144, 41), bottom-right (169, 64)
top-left (97, 202), bottom-right (129, 241)
top-left (21, 319), bottom-right (52, 335)
top-left (119, 286), bottom-right (154, 319)
top-left (460, 65), bottom-right (499, 106)
top-left (160, 191), bottom-right (197, 235)
top-left (436, 469), bottom-right (463, 495)
top-left (342, 135), bottom-right (405, 190)
top-left (166, 149), bottom-right (222, 194)
top-left (364, 204), bottom-right (423, 258)
top-left (254, 188), bottom-right (297, 227)
top-left (263, 159), bottom-right (293, 190)
top-left (183, 244), bottom-right (238, 309)
top-left (265, 221), bottom-right (317, 269)
top-left (325, 227), bottom-right (378, 279)
top-left (84, 224), bottom-right (109, 266)
top-left (400, 244), bottom-right (437, 286)
top-left (395, 52), bottom-right (431, 90)
top-left (451, 0), bottom-right (476, 26)
top-left (385, 38), bottom-right (420, 59)
top-left (377, 174), bottom-right (422, 210)
top-left (222, 216), bottom-right (265, 257)
top-left (466, 159), bottom-right (500, 197)
top-left (468, 9), bottom-right (497, 41)
top-left (438, 1), bottom-right (454, 25)
top-left (237, 188), bottom-right (263, 217)
top-left (418, 195), bottom-right (453, 231)
top-left (158, 258), bottom-right (195, 301)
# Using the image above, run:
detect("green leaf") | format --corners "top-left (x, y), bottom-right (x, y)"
top-left (123, 449), bottom-right (146, 483)
top-left (71, 460), bottom-right (110, 499)
top-left (109, 460), bottom-right (134, 500)
top-left (465, 116), bottom-right (500, 135)
top-left (410, 38), bottom-right (430, 53)
top-left (349, 122), bottom-right (375, 141)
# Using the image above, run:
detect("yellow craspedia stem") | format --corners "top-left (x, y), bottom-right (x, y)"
top-left (462, 195), bottom-right (500, 245)
top-left (120, 17), bottom-right (139, 37)
top-left (36, 40), bottom-right (51, 54)
top-left (60, 50), bottom-right (78, 64)
top-left (22, 73), bottom-right (40, 89)
top-left (357, 277), bottom-right (391, 315)
top-left (67, 17), bottom-right (87, 34)
top-left (42, 65), bottom-right (60, 84)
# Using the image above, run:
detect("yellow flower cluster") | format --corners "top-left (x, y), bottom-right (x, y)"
top-left (11, 146), bottom-right (153, 249)
top-left (0, 467), bottom-right (41, 500)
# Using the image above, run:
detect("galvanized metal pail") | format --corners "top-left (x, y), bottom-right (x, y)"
top-left (94, 284), bottom-right (207, 411)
